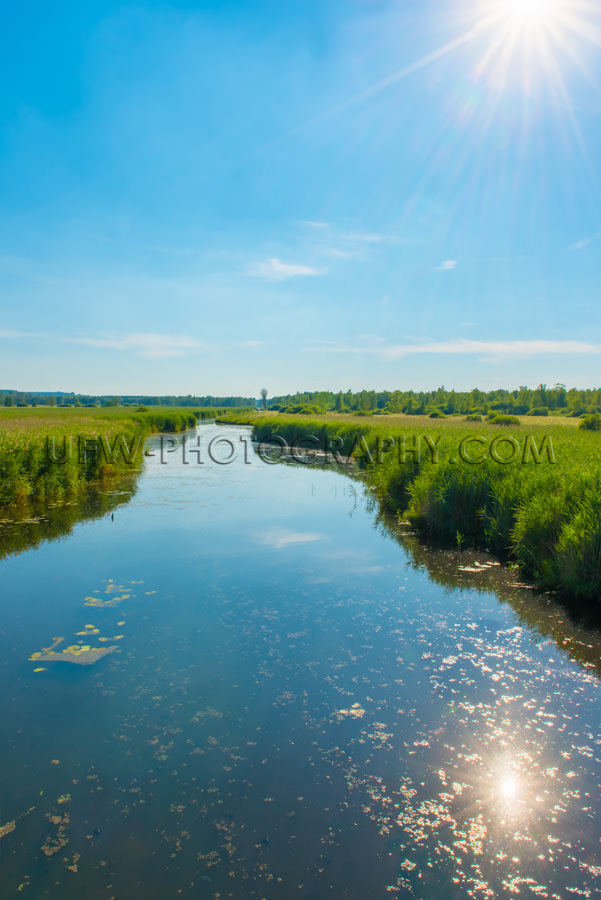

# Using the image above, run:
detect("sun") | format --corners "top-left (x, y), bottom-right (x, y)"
top-left (506, 0), bottom-right (556, 24)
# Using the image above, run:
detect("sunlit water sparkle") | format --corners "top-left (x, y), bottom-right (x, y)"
top-left (0, 426), bottom-right (600, 898)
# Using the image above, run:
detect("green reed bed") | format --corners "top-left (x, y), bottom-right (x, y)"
top-left (0, 407), bottom-right (198, 506)
top-left (221, 412), bottom-right (601, 601)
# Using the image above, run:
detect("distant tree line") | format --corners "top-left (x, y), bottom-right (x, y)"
top-left (268, 384), bottom-right (601, 417)
top-left (5, 384), bottom-right (601, 417)
top-left (0, 391), bottom-right (255, 409)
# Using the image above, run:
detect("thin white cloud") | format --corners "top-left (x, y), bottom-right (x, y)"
top-left (570, 233), bottom-right (600, 250)
top-left (434, 260), bottom-right (457, 271)
top-left (0, 329), bottom-right (42, 339)
top-left (342, 233), bottom-right (386, 244)
top-left (298, 220), bottom-right (329, 229)
top-left (241, 339), bottom-right (265, 348)
top-left (67, 333), bottom-right (208, 358)
top-left (248, 257), bottom-right (327, 281)
top-left (358, 333), bottom-right (385, 343)
top-left (327, 248), bottom-right (358, 259)
top-left (0, 329), bottom-right (208, 359)
top-left (312, 339), bottom-right (601, 362)
top-left (256, 529), bottom-right (325, 550)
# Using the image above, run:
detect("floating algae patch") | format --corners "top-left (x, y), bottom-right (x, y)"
top-left (334, 702), bottom-right (367, 720)
top-left (82, 579), bottom-right (134, 608)
top-left (0, 805), bottom-right (35, 840)
top-left (84, 594), bottom-right (129, 608)
top-left (29, 637), bottom-right (117, 666)
top-left (0, 820), bottom-right (16, 839)
top-left (41, 799), bottom-right (70, 857)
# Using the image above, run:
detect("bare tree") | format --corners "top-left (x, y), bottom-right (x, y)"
top-left (260, 388), bottom-right (268, 411)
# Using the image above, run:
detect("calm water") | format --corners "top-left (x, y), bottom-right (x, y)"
top-left (1, 425), bottom-right (601, 899)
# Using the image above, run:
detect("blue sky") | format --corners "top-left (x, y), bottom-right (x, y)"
top-left (1, 0), bottom-right (600, 395)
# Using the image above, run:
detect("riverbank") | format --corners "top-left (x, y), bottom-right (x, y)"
top-left (219, 411), bottom-right (601, 602)
top-left (0, 407), bottom-right (203, 506)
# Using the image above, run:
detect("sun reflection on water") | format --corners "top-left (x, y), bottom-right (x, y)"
top-left (500, 774), bottom-right (518, 802)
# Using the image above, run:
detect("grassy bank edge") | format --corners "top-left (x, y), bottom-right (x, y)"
top-left (219, 411), bottom-right (601, 603)
top-left (0, 407), bottom-right (237, 507)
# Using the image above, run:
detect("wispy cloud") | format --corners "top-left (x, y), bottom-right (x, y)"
top-left (570, 233), bottom-right (600, 250)
top-left (240, 339), bottom-right (265, 348)
top-left (67, 333), bottom-right (207, 358)
top-left (311, 338), bottom-right (601, 362)
top-left (298, 220), bottom-right (329, 229)
top-left (248, 257), bottom-right (327, 281)
top-left (0, 329), bottom-right (42, 339)
top-left (0, 329), bottom-right (209, 358)
top-left (256, 529), bottom-right (325, 549)
top-left (434, 259), bottom-right (457, 271)
top-left (327, 248), bottom-right (358, 259)
top-left (342, 232), bottom-right (386, 244)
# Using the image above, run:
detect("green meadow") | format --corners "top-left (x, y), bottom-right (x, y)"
top-left (220, 410), bottom-right (601, 602)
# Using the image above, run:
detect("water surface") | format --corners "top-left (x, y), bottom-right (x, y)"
top-left (1, 425), bottom-right (600, 899)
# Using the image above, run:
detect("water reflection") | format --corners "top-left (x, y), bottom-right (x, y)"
top-left (372, 503), bottom-right (601, 679)
top-left (0, 427), bottom-right (600, 898)
top-left (0, 474), bottom-right (140, 561)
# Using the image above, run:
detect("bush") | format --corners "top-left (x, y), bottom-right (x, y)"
top-left (489, 414), bottom-right (521, 426)
top-left (282, 403), bottom-right (324, 415)
top-left (465, 413), bottom-right (482, 422)
top-left (428, 409), bottom-right (447, 419)
top-left (527, 407), bottom-right (549, 416)
top-left (579, 413), bottom-right (601, 431)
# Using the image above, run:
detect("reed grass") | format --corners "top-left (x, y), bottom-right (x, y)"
top-left (0, 407), bottom-right (201, 506)
top-left (222, 411), bottom-right (601, 601)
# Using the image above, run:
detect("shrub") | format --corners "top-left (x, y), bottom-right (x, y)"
top-left (489, 414), bottom-right (521, 426)
top-left (527, 407), bottom-right (549, 416)
top-left (579, 413), bottom-right (601, 431)
top-left (465, 413), bottom-right (482, 422)
top-left (282, 403), bottom-right (324, 415)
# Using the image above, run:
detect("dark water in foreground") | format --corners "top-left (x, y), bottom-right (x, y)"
top-left (1, 425), bottom-right (601, 899)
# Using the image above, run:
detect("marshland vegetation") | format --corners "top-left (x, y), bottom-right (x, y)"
top-left (219, 410), bottom-right (601, 602)
top-left (0, 405), bottom-right (243, 507)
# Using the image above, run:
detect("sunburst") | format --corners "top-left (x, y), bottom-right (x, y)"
top-left (338, 1), bottom-right (600, 111)
top-left (506, 0), bottom-right (558, 25)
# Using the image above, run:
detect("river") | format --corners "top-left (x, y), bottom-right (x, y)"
top-left (0, 424), bottom-right (600, 899)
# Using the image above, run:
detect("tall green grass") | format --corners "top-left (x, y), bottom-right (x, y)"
top-left (226, 412), bottom-right (601, 601)
top-left (0, 407), bottom-right (200, 506)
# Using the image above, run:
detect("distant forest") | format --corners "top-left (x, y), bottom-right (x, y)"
top-left (0, 392), bottom-right (255, 409)
top-left (267, 384), bottom-right (601, 417)
top-left (3, 384), bottom-right (601, 418)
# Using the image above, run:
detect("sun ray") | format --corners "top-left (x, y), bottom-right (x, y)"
top-left (332, 11), bottom-right (507, 117)
top-left (547, 19), bottom-right (601, 95)
top-left (472, 20), bottom-right (519, 84)
top-left (554, 8), bottom-right (601, 48)
top-left (533, 21), bottom-right (601, 188)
